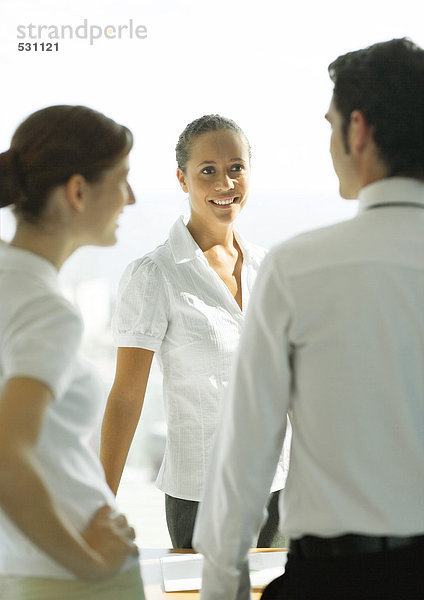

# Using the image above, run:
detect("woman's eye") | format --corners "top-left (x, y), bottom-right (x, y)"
top-left (201, 167), bottom-right (215, 174)
top-left (230, 164), bottom-right (244, 172)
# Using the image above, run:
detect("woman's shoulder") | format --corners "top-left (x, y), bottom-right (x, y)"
top-left (1, 266), bottom-right (78, 318)
top-left (251, 241), bottom-right (268, 260)
top-left (238, 234), bottom-right (268, 267)
top-left (0, 244), bottom-right (81, 328)
top-left (1, 277), bottom-right (82, 354)
top-left (118, 240), bottom-right (175, 294)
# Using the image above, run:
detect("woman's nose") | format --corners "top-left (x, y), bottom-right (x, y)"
top-left (214, 173), bottom-right (235, 192)
top-left (127, 184), bottom-right (136, 205)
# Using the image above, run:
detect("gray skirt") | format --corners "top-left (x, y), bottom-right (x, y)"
top-left (165, 489), bottom-right (286, 549)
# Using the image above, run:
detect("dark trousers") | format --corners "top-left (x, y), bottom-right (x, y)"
top-left (261, 543), bottom-right (424, 599)
top-left (165, 490), bottom-right (286, 549)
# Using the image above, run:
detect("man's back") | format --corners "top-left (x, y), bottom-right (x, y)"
top-left (274, 177), bottom-right (424, 537)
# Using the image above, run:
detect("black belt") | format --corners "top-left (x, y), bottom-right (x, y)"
top-left (289, 534), bottom-right (424, 559)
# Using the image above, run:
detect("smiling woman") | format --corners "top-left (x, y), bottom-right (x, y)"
top-left (100, 113), bottom-right (291, 550)
top-left (176, 128), bottom-right (250, 230)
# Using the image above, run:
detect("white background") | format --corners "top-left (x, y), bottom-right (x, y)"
top-left (1, 0), bottom-right (423, 546)
top-left (2, 0), bottom-right (424, 256)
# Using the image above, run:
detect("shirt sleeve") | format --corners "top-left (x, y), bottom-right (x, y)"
top-left (112, 256), bottom-right (169, 352)
top-left (2, 293), bottom-right (82, 400)
top-left (193, 248), bottom-right (293, 600)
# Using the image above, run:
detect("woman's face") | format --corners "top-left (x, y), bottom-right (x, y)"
top-left (85, 154), bottom-right (135, 246)
top-left (177, 129), bottom-right (250, 228)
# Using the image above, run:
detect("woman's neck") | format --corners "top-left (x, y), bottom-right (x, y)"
top-left (186, 216), bottom-right (236, 253)
top-left (10, 222), bottom-right (77, 271)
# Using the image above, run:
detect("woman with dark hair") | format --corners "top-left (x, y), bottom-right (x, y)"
top-left (101, 114), bottom-right (290, 549)
top-left (0, 105), bottom-right (144, 599)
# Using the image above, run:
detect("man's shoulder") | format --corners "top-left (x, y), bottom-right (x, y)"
top-left (277, 217), bottom-right (355, 250)
top-left (269, 217), bottom-right (360, 275)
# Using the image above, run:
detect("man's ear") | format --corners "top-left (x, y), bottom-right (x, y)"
top-left (63, 174), bottom-right (87, 213)
top-left (349, 110), bottom-right (371, 154)
top-left (176, 168), bottom-right (189, 193)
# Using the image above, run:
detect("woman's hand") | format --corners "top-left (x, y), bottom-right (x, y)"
top-left (81, 505), bottom-right (139, 578)
top-left (0, 378), bottom-right (138, 581)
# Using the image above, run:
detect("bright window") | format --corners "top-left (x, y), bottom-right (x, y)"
top-left (1, 0), bottom-right (422, 546)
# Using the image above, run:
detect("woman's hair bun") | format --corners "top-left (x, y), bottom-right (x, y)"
top-left (0, 149), bottom-right (25, 209)
top-left (1, 105), bottom-right (132, 223)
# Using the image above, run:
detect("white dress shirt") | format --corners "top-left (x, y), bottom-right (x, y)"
top-left (0, 243), bottom-right (137, 578)
top-left (113, 216), bottom-right (289, 501)
top-left (194, 178), bottom-right (424, 600)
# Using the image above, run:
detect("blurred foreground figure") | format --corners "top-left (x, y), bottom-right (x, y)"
top-left (0, 105), bottom-right (144, 599)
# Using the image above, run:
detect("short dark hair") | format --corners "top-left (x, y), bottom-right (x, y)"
top-left (328, 38), bottom-right (424, 178)
top-left (175, 114), bottom-right (251, 173)
top-left (0, 105), bottom-right (133, 223)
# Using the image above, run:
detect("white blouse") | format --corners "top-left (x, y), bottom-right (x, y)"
top-left (0, 242), bottom-right (137, 578)
top-left (113, 216), bottom-right (288, 500)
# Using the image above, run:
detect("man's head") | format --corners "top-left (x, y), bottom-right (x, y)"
top-left (327, 38), bottom-right (424, 197)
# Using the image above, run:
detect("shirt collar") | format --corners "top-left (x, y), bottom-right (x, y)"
top-left (168, 215), bottom-right (252, 265)
top-left (169, 216), bottom-right (204, 264)
top-left (358, 177), bottom-right (424, 214)
top-left (0, 240), bottom-right (59, 286)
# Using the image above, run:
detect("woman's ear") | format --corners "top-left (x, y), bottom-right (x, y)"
top-left (63, 174), bottom-right (87, 213)
top-left (176, 168), bottom-right (189, 193)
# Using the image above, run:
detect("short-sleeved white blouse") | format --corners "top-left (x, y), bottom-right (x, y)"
top-left (113, 216), bottom-right (287, 501)
top-left (0, 242), bottom-right (137, 578)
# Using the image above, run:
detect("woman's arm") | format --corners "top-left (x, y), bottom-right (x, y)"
top-left (100, 347), bottom-right (154, 495)
top-left (0, 377), bottom-right (138, 580)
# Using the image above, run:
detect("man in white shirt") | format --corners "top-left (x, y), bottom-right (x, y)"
top-left (193, 37), bottom-right (424, 600)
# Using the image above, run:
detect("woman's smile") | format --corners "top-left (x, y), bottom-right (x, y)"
top-left (209, 195), bottom-right (239, 207)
